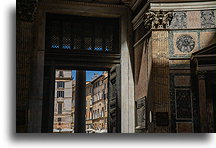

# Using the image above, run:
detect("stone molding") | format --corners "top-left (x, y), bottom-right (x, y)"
top-left (150, 1), bottom-right (216, 11)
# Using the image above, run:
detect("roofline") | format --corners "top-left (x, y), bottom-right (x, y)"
top-left (191, 43), bottom-right (216, 60)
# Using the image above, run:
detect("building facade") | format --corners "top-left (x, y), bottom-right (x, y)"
top-left (91, 73), bottom-right (108, 132)
top-left (71, 72), bottom-right (108, 133)
top-left (53, 70), bottom-right (74, 133)
top-left (85, 82), bottom-right (93, 131)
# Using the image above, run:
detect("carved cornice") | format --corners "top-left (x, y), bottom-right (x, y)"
top-left (144, 10), bottom-right (173, 29)
top-left (150, 1), bottom-right (216, 11)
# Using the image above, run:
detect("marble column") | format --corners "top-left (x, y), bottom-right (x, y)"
top-left (197, 71), bottom-right (207, 132)
top-left (74, 70), bottom-right (86, 133)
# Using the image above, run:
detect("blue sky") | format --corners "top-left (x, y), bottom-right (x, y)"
top-left (72, 70), bottom-right (104, 81)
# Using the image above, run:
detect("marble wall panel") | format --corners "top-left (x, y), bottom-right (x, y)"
top-left (174, 75), bottom-right (191, 87)
top-left (187, 11), bottom-right (201, 29)
top-left (176, 122), bottom-right (193, 133)
top-left (200, 31), bottom-right (216, 49)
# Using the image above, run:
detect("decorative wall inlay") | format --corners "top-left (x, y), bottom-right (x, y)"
top-left (170, 31), bottom-right (198, 58)
top-left (201, 10), bottom-right (215, 28)
top-left (169, 12), bottom-right (187, 29)
top-left (170, 73), bottom-right (198, 133)
top-left (144, 10), bottom-right (173, 29)
top-left (175, 89), bottom-right (192, 119)
top-left (176, 35), bottom-right (195, 53)
top-left (168, 10), bottom-right (216, 29)
top-left (169, 29), bottom-right (216, 58)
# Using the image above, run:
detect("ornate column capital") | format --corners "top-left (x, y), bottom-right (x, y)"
top-left (144, 10), bottom-right (173, 29)
top-left (17, 0), bottom-right (38, 22)
top-left (196, 70), bottom-right (207, 80)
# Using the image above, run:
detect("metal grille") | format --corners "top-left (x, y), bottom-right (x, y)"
top-left (51, 21), bottom-right (60, 49)
top-left (105, 37), bottom-right (113, 51)
top-left (95, 38), bottom-right (103, 51)
top-left (46, 13), bottom-right (119, 53)
top-left (74, 38), bottom-right (81, 50)
top-left (62, 22), bottom-right (71, 49)
top-left (84, 37), bottom-right (92, 50)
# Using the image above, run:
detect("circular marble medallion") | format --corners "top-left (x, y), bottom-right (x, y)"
top-left (176, 35), bottom-right (195, 53)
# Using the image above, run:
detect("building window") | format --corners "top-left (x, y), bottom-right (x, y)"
top-left (98, 92), bottom-right (100, 100)
top-left (101, 107), bottom-right (104, 117)
top-left (105, 102), bottom-right (107, 111)
top-left (90, 98), bottom-right (93, 106)
top-left (58, 118), bottom-right (62, 122)
top-left (93, 111), bottom-right (95, 119)
top-left (91, 87), bottom-right (94, 94)
top-left (100, 110), bottom-right (103, 117)
top-left (57, 91), bottom-right (64, 98)
top-left (102, 91), bottom-right (105, 99)
top-left (58, 103), bottom-right (62, 114)
top-left (57, 81), bottom-right (65, 88)
top-left (90, 108), bottom-right (92, 119)
top-left (59, 71), bottom-right (64, 77)
top-left (89, 87), bottom-right (92, 94)
top-left (92, 96), bottom-right (94, 102)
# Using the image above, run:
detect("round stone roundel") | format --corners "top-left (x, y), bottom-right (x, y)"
top-left (176, 35), bottom-right (195, 53)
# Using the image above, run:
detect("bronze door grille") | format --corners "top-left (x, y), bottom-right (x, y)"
top-left (46, 13), bottom-right (120, 53)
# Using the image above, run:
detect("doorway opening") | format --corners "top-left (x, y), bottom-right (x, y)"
top-left (53, 70), bottom-right (108, 133)
top-left (42, 13), bottom-right (121, 133)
